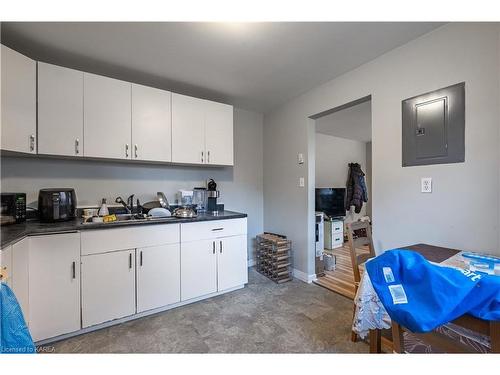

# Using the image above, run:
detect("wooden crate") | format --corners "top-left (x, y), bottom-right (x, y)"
top-left (256, 232), bottom-right (292, 283)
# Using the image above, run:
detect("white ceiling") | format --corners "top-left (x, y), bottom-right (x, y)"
top-left (0, 22), bottom-right (443, 113)
top-left (316, 100), bottom-right (372, 142)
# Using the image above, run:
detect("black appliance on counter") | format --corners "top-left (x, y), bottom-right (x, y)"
top-left (1, 192), bottom-right (26, 225)
top-left (38, 188), bottom-right (77, 222)
top-left (206, 178), bottom-right (220, 214)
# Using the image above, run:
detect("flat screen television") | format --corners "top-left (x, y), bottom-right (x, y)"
top-left (315, 188), bottom-right (346, 218)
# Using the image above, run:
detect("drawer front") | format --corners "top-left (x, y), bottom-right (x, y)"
top-left (181, 218), bottom-right (247, 242)
top-left (332, 233), bottom-right (344, 246)
top-left (332, 221), bottom-right (343, 234)
top-left (81, 224), bottom-right (180, 255)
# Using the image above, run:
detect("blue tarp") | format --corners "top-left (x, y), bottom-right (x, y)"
top-left (0, 282), bottom-right (35, 353)
top-left (366, 250), bottom-right (500, 333)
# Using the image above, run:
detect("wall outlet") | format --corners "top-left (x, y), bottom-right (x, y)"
top-left (299, 177), bottom-right (305, 187)
top-left (421, 177), bottom-right (432, 193)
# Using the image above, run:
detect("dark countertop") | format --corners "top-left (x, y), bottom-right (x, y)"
top-left (0, 210), bottom-right (247, 249)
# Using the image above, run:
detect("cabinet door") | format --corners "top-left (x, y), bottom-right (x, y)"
top-left (81, 249), bottom-right (136, 328)
top-left (84, 73), bottom-right (131, 159)
top-left (205, 101), bottom-right (233, 166)
top-left (217, 235), bottom-right (248, 291)
top-left (29, 233), bottom-right (81, 341)
top-left (171, 93), bottom-right (205, 164)
top-left (136, 244), bottom-right (180, 313)
top-left (1, 45), bottom-right (36, 154)
top-left (38, 62), bottom-right (84, 157)
top-left (131, 84), bottom-right (172, 162)
top-left (181, 239), bottom-right (217, 301)
top-left (0, 245), bottom-right (13, 288)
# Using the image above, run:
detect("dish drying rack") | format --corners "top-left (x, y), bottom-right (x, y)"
top-left (256, 232), bottom-right (292, 283)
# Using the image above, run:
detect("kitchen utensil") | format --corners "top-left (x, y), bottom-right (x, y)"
top-left (193, 187), bottom-right (207, 212)
top-left (178, 190), bottom-right (193, 206)
top-left (148, 207), bottom-right (172, 218)
top-left (173, 206), bottom-right (197, 218)
top-left (157, 192), bottom-right (170, 210)
top-left (141, 200), bottom-right (162, 214)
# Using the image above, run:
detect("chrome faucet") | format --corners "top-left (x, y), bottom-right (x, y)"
top-left (115, 194), bottom-right (134, 214)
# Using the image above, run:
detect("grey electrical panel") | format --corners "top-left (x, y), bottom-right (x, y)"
top-left (402, 82), bottom-right (465, 167)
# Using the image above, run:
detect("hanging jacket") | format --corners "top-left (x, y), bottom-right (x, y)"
top-left (345, 163), bottom-right (368, 214)
top-left (0, 282), bottom-right (36, 353)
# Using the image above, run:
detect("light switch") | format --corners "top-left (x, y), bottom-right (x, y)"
top-left (298, 153), bottom-right (304, 165)
top-left (421, 177), bottom-right (432, 193)
top-left (299, 177), bottom-right (305, 187)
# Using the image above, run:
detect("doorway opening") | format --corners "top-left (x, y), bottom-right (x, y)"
top-left (310, 96), bottom-right (372, 298)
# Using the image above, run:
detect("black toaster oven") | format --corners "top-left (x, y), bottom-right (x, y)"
top-left (1, 192), bottom-right (27, 225)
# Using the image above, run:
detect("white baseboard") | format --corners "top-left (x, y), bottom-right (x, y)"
top-left (292, 268), bottom-right (316, 284)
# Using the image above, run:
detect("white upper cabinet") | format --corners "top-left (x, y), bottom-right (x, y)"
top-left (38, 62), bottom-right (84, 157)
top-left (205, 101), bottom-right (234, 166)
top-left (1, 44), bottom-right (36, 154)
top-left (171, 93), bottom-right (234, 166)
top-left (131, 84), bottom-right (172, 162)
top-left (171, 93), bottom-right (206, 164)
top-left (83, 73), bottom-right (131, 159)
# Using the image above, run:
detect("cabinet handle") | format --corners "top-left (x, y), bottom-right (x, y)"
top-left (72, 261), bottom-right (76, 279)
top-left (208, 150), bottom-right (210, 164)
top-left (129, 253), bottom-right (132, 269)
top-left (211, 228), bottom-right (224, 232)
top-left (125, 144), bottom-right (129, 157)
top-left (140, 251), bottom-right (143, 266)
top-left (75, 138), bottom-right (80, 154)
top-left (29, 134), bottom-right (35, 152)
top-left (201, 151), bottom-right (204, 163)
top-left (220, 240), bottom-right (223, 254)
top-left (134, 144), bottom-right (138, 158)
top-left (212, 241), bottom-right (215, 254)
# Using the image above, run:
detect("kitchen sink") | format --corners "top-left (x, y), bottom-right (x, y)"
top-left (82, 213), bottom-right (177, 224)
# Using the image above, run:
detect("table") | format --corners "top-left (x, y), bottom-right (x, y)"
top-left (353, 243), bottom-right (499, 353)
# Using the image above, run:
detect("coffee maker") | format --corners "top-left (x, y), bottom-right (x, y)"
top-left (206, 179), bottom-right (220, 215)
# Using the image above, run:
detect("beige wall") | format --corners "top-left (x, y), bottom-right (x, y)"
top-left (1, 107), bottom-right (264, 262)
top-left (264, 23), bottom-right (500, 278)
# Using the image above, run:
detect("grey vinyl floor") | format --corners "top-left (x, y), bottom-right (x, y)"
top-left (50, 268), bottom-right (368, 353)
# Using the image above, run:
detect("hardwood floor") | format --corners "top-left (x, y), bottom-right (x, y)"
top-left (313, 244), bottom-right (369, 299)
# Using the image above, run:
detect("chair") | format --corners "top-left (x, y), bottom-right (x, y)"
top-left (392, 316), bottom-right (500, 353)
top-left (346, 220), bottom-right (376, 342)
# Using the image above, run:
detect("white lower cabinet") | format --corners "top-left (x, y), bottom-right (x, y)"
top-left (136, 244), bottom-right (181, 313)
top-left (217, 235), bottom-right (248, 291)
top-left (81, 250), bottom-right (136, 328)
top-left (181, 239), bottom-right (218, 301)
top-left (28, 233), bottom-right (81, 342)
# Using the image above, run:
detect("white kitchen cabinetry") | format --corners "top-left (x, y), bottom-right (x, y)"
top-left (180, 218), bottom-right (247, 301)
top-left (205, 100), bottom-right (234, 166)
top-left (171, 93), bottom-right (206, 164)
top-left (0, 245), bottom-right (13, 288)
top-left (83, 73), bottom-right (131, 159)
top-left (81, 249), bottom-right (136, 328)
top-left (38, 62), bottom-right (84, 157)
top-left (28, 233), bottom-right (81, 342)
top-left (1, 45), bottom-right (36, 154)
top-left (131, 84), bottom-right (172, 162)
top-left (136, 244), bottom-right (180, 312)
top-left (217, 235), bottom-right (248, 291)
top-left (180, 239), bottom-right (218, 301)
top-left (172, 93), bottom-right (234, 166)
